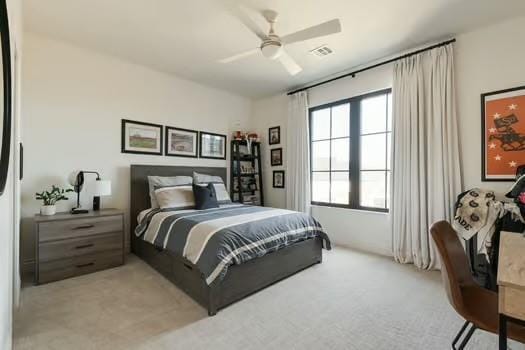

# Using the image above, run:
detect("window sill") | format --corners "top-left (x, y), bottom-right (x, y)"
top-left (310, 204), bottom-right (389, 215)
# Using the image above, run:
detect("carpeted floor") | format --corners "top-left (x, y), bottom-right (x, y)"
top-left (13, 248), bottom-right (524, 350)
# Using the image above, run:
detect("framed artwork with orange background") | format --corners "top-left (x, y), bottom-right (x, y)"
top-left (482, 86), bottom-right (525, 181)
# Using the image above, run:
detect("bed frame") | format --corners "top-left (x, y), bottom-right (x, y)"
top-left (130, 164), bottom-right (323, 316)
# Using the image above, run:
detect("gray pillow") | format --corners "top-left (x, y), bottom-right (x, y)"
top-left (147, 176), bottom-right (193, 208)
top-left (193, 172), bottom-right (231, 204)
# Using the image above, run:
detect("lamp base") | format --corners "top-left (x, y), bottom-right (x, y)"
top-left (93, 196), bottom-right (100, 211)
top-left (71, 207), bottom-right (89, 214)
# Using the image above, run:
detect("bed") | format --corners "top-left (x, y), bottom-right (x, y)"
top-left (130, 164), bottom-right (330, 316)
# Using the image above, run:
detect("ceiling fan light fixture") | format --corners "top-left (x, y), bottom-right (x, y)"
top-left (261, 42), bottom-right (283, 60)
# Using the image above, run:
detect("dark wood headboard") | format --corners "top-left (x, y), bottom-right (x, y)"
top-left (129, 164), bottom-right (227, 253)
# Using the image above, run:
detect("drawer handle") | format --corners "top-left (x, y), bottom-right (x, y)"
top-left (75, 243), bottom-right (94, 250)
top-left (76, 262), bottom-right (95, 268)
top-left (73, 224), bottom-right (95, 230)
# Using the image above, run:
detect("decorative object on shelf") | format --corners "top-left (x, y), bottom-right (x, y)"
top-left (165, 126), bottom-right (198, 158)
top-left (273, 170), bottom-right (285, 188)
top-left (200, 131), bottom-right (227, 159)
top-left (230, 140), bottom-right (264, 206)
top-left (0, 0), bottom-right (12, 196)
top-left (271, 148), bottom-right (283, 166)
top-left (35, 185), bottom-right (73, 216)
top-left (269, 126), bottom-right (280, 145)
top-left (68, 170), bottom-right (111, 213)
top-left (481, 86), bottom-right (525, 181)
top-left (121, 119), bottom-right (163, 155)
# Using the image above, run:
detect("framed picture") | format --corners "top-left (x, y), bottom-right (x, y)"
top-left (269, 126), bottom-right (280, 145)
top-left (200, 131), bottom-right (227, 159)
top-left (268, 126), bottom-right (281, 145)
top-left (271, 148), bottom-right (283, 166)
top-left (121, 119), bottom-right (163, 155)
top-left (165, 126), bottom-right (198, 158)
top-left (481, 86), bottom-right (525, 181)
top-left (273, 171), bottom-right (285, 188)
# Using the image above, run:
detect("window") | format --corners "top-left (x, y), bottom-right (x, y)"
top-left (310, 89), bottom-right (392, 212)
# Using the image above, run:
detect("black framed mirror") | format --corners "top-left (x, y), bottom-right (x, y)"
top-left (0, 0), bottom-right (12, 196)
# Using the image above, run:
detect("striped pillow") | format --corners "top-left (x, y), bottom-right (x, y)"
top-left (147, 176), bottom-right (193, 208)
top-left (193, 172), bottom-right (231, 204)
top-left (153, 185), bottom-right (195, 210)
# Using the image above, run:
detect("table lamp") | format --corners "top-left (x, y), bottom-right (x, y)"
top-left (93, 179), bottom-right (111, 211)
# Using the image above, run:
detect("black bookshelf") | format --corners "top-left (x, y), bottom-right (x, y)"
top-left (230, 140), bottom-right (264, 206)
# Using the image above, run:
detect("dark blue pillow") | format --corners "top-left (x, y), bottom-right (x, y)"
top-left (193, 183), bottom-right (219, 210)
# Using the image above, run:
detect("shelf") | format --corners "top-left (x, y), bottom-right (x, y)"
top-left (233, 173), bottom-right (259, 177)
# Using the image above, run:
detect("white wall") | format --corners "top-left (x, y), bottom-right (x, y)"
top-left (1, 0), bottom-right (22, 347)
top-left (252, 16), bottom-right (525, 257)
top-left (456, 16), bottom-right (525, 195)
top-left (21, 33), bottom-right (252, 271)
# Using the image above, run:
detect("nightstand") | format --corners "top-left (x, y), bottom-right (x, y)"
top-left (34, 209), bottom-right (125, 284)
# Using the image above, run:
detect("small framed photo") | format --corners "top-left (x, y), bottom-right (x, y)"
top-left (271, 148), bottom-right (283, 166)
top-left (481, 85), bottom-right (525, 181)
top-left (165, 126), bottom-right (198, 158)
top-left (273, 171), bottom-right (285, 188)
top-left (200, 131), bottom-right (227, 159)
top-left (269, 126), bottom-right (281, 145)
top-left (121, 119), bottom-right (163, 155)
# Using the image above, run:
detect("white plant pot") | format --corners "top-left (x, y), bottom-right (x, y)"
top-left (40, 205), bottom-right (56, 216)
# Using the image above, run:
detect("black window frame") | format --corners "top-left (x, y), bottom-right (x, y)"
top-left (309, 88), bottom-right (392, 213)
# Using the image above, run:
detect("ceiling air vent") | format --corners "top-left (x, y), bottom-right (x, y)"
top-left (310, 45), bottom-right (333, 57)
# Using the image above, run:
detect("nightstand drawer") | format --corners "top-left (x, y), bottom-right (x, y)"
top-left (39, 232), bottom-right (123, 262)
top-left (38, 215), bottom-right (123, 242)
top-left (38, 250), bottom-right (123, 284)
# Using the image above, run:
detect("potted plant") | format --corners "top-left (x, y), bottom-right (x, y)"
top-left (35, 185), bottom-right (73, 216)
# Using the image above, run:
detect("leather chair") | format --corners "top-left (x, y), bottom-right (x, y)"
top-left (430, 221), bottom-right (525, 349)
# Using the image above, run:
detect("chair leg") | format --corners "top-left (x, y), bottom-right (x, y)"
top-left (457, 323), bottom-right (476, 350)
top-left (452, 321), bottom-right (471, 350)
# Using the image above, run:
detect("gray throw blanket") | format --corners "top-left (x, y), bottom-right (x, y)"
top-left (136, 205), bottom-right (331, 285)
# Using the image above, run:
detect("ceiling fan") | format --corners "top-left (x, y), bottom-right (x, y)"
top-left (220, 8), bottom-right (342, 76)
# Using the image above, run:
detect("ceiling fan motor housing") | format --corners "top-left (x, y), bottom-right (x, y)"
top-left (261, 36), bottom-right (283, 60)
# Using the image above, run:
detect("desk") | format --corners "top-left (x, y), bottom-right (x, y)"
top-left (498, 231), bottom-right (525, 349)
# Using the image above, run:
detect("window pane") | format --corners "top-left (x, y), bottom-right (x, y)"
top-left (387, 93), bottom-right (392, 132)
top-left (386, 133), bottom-right (391, 170)
top-left (386, 171), bottom-right (391, 209)
top-left (311, 108), bottom-right (330, 140)
top-left (361, 133), bottom-right (386, 170)
top-left (331, 172), bottom-right (349, 204)
top-left (331, 138), bottom-right (350, 171)
top-left (312, 140), bottom-right (330, 171)
top-left (361, 94), bottom-right (387, 134)
top-left (360, 171), bottom-right (386, 208)
top-left (331, 103), bottom-right (350, 138)
top-left (312, 172), bottom-right (330, 203)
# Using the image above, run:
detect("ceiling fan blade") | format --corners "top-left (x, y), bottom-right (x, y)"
top-left (278, 51), bottom-right (302, 76)
top-left (229, 4), bottom-right (267, 41)
top-left (219, 48), bottom-right (259, 63)
top-left (281, 19), bottom-right (341, 45)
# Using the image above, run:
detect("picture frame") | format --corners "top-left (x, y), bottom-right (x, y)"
top-left (269, 126), bottom-right (280, 145)
top-left (271, 148), bottom-right (283, 166)
top-left (273, 170), bottom-right (285, 188)
top-left (121, 119), bottom-right (163, 155)
top-left (481, 86), bottom-right (525, 181)
top-left (165, 126), bottom-right (198, 158)
top-left (199, 131), bottom-right (227, 159)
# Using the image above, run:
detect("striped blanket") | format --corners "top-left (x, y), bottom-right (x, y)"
top-left (135, 204), bottom-right (331, 285)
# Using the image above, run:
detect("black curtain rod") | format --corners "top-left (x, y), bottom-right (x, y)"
top-left (287, 38), bottom-right (456, 96)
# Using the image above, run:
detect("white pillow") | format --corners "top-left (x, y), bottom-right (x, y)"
top-left (148, 176), bottom-right (193, 208)
top-left (154, 185), bottom-right (195, 210)
top-left (193, 172), bottom-right (231, 204)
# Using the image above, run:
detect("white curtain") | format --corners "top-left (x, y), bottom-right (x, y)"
top-left (391, 44), bottom-right (462, 269)
top-left (286, 91), bottom-right (311, 213)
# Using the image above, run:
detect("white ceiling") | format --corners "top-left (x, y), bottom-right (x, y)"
top-left (23, 0), bottom-right (525, 98)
